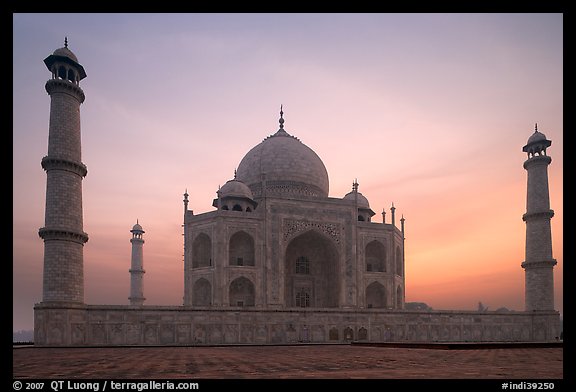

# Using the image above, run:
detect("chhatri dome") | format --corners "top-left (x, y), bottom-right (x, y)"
top-left (523, 123), bottom-right (552, 157)
top-left (131, 220), bottom-right (144, 233)
top-left (52, 45), bottom-right (79, 63)
top-left (43, 37), bottom-right (87, 80)
top-left (218, 176), bottom-right (254, 200)
top-left (343, 180), bottom-right (371, 209)
top-left (235, 107), bottom-right (329, 198)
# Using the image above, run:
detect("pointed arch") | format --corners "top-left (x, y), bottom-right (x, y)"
top-left (344, 327), bottom-right (354, 341)
top-left (192, 233), bottom-right (212, 268)
top-left (68, 68), bottom-right (76, 83)
top-left (285, 229), bottom-right (340, 308)
top-left (192, 278), bottom-right (212, 306)
top-left (58, 65), bottom-right (66, 80)
top-left (229, 231), bottom-right (255, 266)
top-left (396, 286), bottom-right (403, 309)
top-left (229, 276), bottom-right (255, 306)
top-left (366, 240), bottom-right (386, 272)
top-left (396, 245), bottom-right (402, 276)
top-left (366, 281), bottom-right (386, 308)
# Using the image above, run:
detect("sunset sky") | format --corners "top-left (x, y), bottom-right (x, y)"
top-left (13, 13), bottom-right (563, 331)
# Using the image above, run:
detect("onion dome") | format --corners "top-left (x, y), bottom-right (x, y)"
top-left (212, 173), bottom-right (258, 211)
top-left (131, 220), bottom-right (144, 234)
top-left (235, 106), bottom-right (329, 198)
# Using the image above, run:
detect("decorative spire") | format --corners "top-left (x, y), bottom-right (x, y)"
top-left (234, 169), bottom-right (237, 179)
top-left (352, 178), bottom-right (359, 193)
top-left (535, 122), bottom-right (538, 132)
top-left (279, 105), bottom-right (285, 130)
top-left (382, 208), bottom-right (386, 224)
top-left (183, 189), bottom-right (189, 213)
top-left (64, 37), bottom-right (68, 48)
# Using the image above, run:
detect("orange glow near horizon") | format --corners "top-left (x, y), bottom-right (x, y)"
top-left (13, 13), bottom-right (563, 331)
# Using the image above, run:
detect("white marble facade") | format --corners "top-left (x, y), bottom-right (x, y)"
top-left (34, 43), bottom-right (560, 346)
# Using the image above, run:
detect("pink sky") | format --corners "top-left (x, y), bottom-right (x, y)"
top-left (13, 13), bottom-right (563, 331)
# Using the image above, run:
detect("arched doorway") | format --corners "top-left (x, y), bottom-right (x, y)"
top-left (192, 233), bottom-right (212, 268)
top-left (192, 278), bottom-right (212, 306)
top-left (366, 281), bottom-right (386, 308)
top-left (396, 245), bottom-right (403, 276)
top-left (285, 230), bottom-right (340, 308)
top-left (366, 240), bottom-right (386, 272)
top-left (229, 276), bottom-right (255, 306)
top-left (229, 231), bottom-right (255, 266)
top-left (396, 286), bottom-right (403, 309)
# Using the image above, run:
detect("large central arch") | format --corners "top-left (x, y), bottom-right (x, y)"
top-left (284, 230), bottom-right (340, 308)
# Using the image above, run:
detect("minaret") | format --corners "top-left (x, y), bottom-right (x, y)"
top-left (38, 39), bottom-right (88, 304)
top-left (521, 124), bottom-right (557, 311)
top-left (129, 220), bottom-right (146, 306)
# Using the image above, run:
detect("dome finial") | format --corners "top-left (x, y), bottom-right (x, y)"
top-left (279, 104), bottom-right (285, 130)
top-left (234, 168), bottom-right (237, 179)
top-left (535, 122), bottom-right (538, 132)
top-left (64, 36), bottom-right (68, 48)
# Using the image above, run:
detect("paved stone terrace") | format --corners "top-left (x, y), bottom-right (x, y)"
top-left (13, 344), bottom-right (563, 379)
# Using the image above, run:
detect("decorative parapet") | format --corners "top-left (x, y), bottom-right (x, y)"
top-left (38, 227), bottom-right (89, 244)
top-left (522, 210), bottom-right (554, 222)
top-left (41, 156), bottom-right (87, 177)
top-left (45, 78), bottom-right (85, 102)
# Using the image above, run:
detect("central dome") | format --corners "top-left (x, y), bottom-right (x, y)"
top-left (235, 111), bottom-right (329, 199)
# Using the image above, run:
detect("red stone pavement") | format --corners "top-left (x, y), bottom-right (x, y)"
top-left (12, 344), bottom-right (563, 380)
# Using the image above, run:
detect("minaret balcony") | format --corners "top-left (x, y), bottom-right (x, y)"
top-left (38, 227), bottom-right (89, 244)
top-left (521, 259), bottom-right (557, 269)
top-left (523, 154), bottom-right (552, 170)
top-left (522, 209), bottom-right (554, 222)
top-left (45, 78), bottom-right (85, 102)
top-left (41, 156), bottom-right (87, 177)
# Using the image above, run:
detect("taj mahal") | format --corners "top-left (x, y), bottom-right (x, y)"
top-left (34, 41), bottom-right (560, 346)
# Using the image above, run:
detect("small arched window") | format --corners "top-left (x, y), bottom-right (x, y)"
top-left (58, 66), bottom-right (67, 80)
top-left (232, 204), bottom-right (243, 211)
top-left (68, 69), bottom-right (76, 83)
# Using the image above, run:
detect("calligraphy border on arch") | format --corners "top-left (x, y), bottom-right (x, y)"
top-left (282, 219), bottom-right (341, 245)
